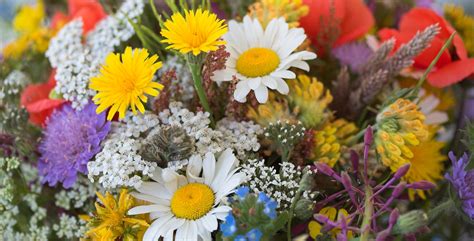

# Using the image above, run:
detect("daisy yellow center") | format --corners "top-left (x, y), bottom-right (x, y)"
top-left (170, 183), bottom-right (215, 220)
top-left (236, 47), bottom-right (280, 77)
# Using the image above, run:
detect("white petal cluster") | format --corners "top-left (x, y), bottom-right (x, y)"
top-left (0, 70), bottom-right (29, 102)
top-left (53, 214), bottom-right (87, 239)
top-left (54, 176), bottom-right (98, 210)
top-left (45, 0), bottom-right (145, 110)
top-left (216, 118), bottom-right (262, 159)
top-left (87, 0), bottom-right (145, 62)
top-left (87, 113), bottom-right (160, 189)
top-left (241, 159), bottom-right (316, 209)
top-left (1, 163), bottom-right (51, 241)
top-left (159, 102), bottom-right (262, 158)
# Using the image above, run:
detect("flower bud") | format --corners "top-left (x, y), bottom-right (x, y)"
top-left (391, 210), bottom-right (428, 235)
top-left (294, 198), bottom-right (314, 220)
top-left (407, 181), bottom-right (436, 190)
top-left (394, 164), bottom-right (410, 179)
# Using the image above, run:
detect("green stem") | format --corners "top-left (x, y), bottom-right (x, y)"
top-left (187, 60), bottom-right (215, 128)
top-left (287, 176), bottom-right (307, 241)
top-left (360, 185), bottom-right (374, 241)
top-left (428, 199), bottom-right (454, 224)
top-left (413, 32), bottom-right (456, 98)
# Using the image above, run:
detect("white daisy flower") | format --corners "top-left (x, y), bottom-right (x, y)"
top-left (127, 149), bottom-right (246, 241)
top-left (212, 16), bottom-right (317, 103)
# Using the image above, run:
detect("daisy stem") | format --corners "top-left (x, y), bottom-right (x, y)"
top-left (187, 58), bottom-right (216, 128)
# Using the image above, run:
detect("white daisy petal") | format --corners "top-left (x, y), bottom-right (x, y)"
top-left (212, 69), bottom-right (235, 82)
top-left (210, 206), bottom-right (233, 220)
top-left (276, 78), bottom-right (290, 94)
top-left (271, 70), bottom-right (295, 79)
top-left (234, 80), bottom-right (251, 101)
top-left (201, 214), bottom-right (218, 232)
top-left (248, 77), bottom-right (262, 90)
top-left (130, 192), bottom-right (168, 205)
top-left (262, 76), bottom-right (278, 89)
top-left (128, 204), bottom-right (169, 215)
top-left (254, 84), bottom-right (269, 103)
top-left (136, 182), bottom-right (172, 200)
top-left (143, 214), bottom-right (173, 241)
top-left (203, 152), bottom-right (216, 185)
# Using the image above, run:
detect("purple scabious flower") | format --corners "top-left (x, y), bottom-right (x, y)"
top-left (445, 152), bottom-right (474, 219)
top-left (332, 42), bottom-right (373, 73)
top-left (38, 102), bottom-right (111, 188)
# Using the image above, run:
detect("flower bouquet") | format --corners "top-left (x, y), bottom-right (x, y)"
top-left (1, 0), bottom-right (474, 240)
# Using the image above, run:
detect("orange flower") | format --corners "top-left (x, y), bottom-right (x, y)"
top-left (20, 71), bottom-right (65, 126)
top-left (299, 0), bottom-right (374, 53)
top-left (378, 8), bottom-right (474, 88)
top-left (51, 0), bottom-right (106, 34)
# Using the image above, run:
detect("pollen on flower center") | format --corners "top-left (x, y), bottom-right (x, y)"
top-left (170, 183), bottom-right (215, 220)
top-left (236, 47), bottom-right (280, 78)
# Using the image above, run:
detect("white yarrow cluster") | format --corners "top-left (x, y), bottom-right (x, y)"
top-left (87, 113), bottom-right (159, 189)
top-left (159, 102), bottom-right (262, 157)
top-left (216, 118), bottom-right (262, 159)
top-left (53, 214), bottom-right (87, 239)
top-left (0, 70), bottom-right (29, 101)
top-left (242, 159), bottom-right (316, 209)
top-left (54, 176), bottom-right (98, 210)
top-left (45, 0), bottom-right (145, 109)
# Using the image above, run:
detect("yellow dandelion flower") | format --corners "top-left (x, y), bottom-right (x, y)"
top-left (311, 119), bottom-right (358, 167)
top-left (375, 98), bottom-right (429, 171)
top-left (247, 93), bottom-right (296, 126)
top-left (160, 9), bottom-right (227, 56)
top-left (2, 36), bottom-right (30, 59)
top-left (444, 4), bottom-right (474, 56)
top-left (404, 129), bottom-right (446, 200)
top-left (83, 189), bottom-right (149, 241)
top-left (90, 47), bottom-right (163, 120)
top-left (308, 207), bottom-right (353, 239)
top-left (13, 0), bottom-right (45, 34)
top-left (248, 0), bottom-right (309, 28)
top-left (288, 74), bottom-right (333, 128)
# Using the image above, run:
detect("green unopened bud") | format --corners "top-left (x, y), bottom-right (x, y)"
top-left (294, 198), bottom-right (314, 220)
top-left (48, 89), bottom-right (62, 100)
top-left (391, 210), bottom-right (428, 235)
top-left (299, 167), bottom-right (314, 191)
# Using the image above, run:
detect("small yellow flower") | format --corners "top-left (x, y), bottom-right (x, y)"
top-left (248, 0), bottom-right (309, 28)
top-left (13, 0), bottom-right (45, 34)
top-left (308, 207), bottom-right (352, 239)
top-left (160, 9), bottom-right (227, 56)
top-left (90, 47), bottom-right (163, 120)
top-left (247, 94), bottom-right (296, 126)
top-left (311, 119), bottom-right (358, 167)
top-left (444, 4), bottom-right (474, 56)
top-left (83, 189), bottom-right (149, 241)
top-left (288, 74), bottom-right (333, 129)
top-left (375, 98), bottom-right (429, 171)
top-left (404, 129), bottom-right (446, 200)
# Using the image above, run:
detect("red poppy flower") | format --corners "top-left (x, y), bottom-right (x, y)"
top-left (51, 0), bottom-right (106, 34)
top-left (299, 0), bottom-right (375, 53)
top-left (378, 8), bottom-right (474, 88)
top-left (20, 72), bottom-right (65, 127)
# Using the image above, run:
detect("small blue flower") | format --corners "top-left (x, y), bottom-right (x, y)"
top-left (236, 186), bottom-right (250, 199)
top-left (263, 200), bottom-right (277, 219)
top-left (235, 235), bottom-right (247, 241)
top-left (246, 228), bottom-right (263, 241)
top-left (220, 214), bottom-right (238, 237)
top-left (257, 192), bottom-right (270, 203)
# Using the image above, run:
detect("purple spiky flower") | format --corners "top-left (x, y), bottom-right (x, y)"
top-left (38, 102), bottom-right (111, 188)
